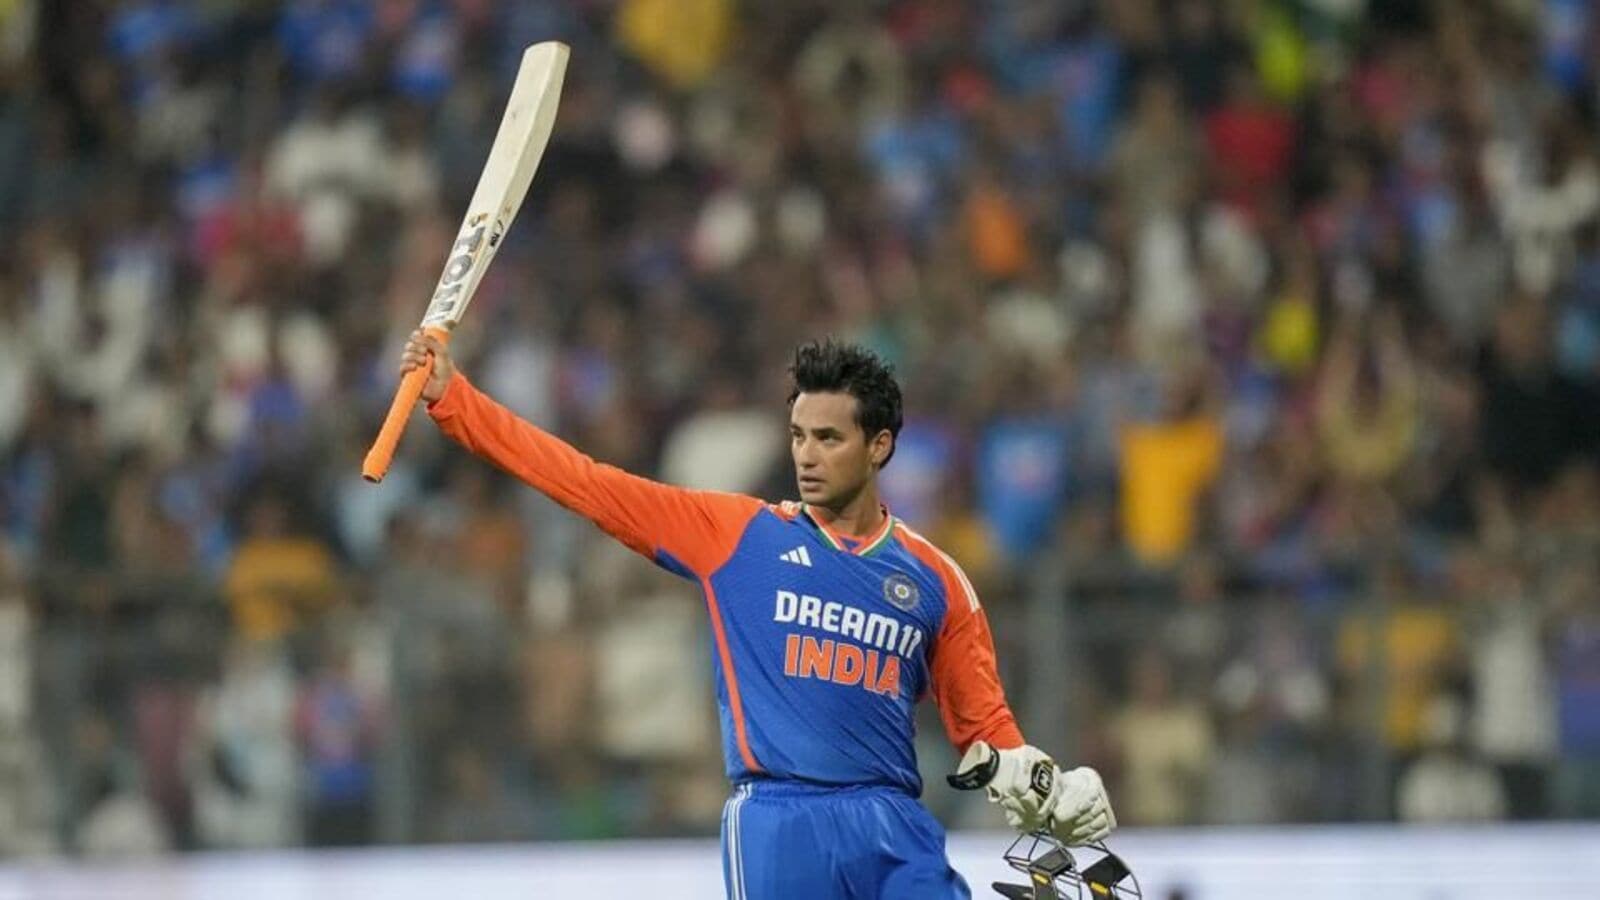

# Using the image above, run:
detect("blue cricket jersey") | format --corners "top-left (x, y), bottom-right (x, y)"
top-left (429, 372), bottom-right (1024, 796)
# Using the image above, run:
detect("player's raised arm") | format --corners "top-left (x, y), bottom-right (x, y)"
top-left (402, 331), bottom-right (761, 579)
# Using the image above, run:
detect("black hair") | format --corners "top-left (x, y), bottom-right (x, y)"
top-left (787, 339), bottom-right (903, 467)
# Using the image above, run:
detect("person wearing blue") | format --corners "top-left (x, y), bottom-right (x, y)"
top-left (403, 333), bottom-right (1117, 897)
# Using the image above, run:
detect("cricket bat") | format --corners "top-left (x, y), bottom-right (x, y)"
top-left (362, 41), bottom-right (570, 483)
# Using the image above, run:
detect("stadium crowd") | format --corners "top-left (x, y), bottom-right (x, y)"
top-left (0, 0), bottom-right (1598, 855)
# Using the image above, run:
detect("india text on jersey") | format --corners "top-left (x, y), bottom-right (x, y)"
top-left (772, 589), bottom-right (926, 698)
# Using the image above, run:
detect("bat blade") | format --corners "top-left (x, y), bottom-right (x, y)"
top-left (420, 41), bottom-right (569, 329)
top-left (362, 41), bottom-right (569, 484)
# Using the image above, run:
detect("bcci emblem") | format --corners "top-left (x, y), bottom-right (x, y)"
top-left (883, 574), bottom-right (920, 612)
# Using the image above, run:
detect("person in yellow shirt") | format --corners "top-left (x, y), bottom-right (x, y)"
top-left (1336, 561), bottom-right (1461, 754)
top-left (1315, 310), bottom-right (1418, 487)
top-left (223, 495), bottom-right (341, 642)
top-left (1119, 372), bottom-right (1224, 566)
top-left (616, 0), bottom-right (732, 89)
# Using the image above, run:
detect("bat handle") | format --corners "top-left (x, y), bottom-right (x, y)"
top-left (362, 326), bottom-right (452, 483)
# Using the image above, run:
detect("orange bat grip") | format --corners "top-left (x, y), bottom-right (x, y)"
top-left (362, 326), bottom-right (452, 483)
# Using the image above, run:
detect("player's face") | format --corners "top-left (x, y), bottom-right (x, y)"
top-left (789, 392), bottom-right (890, 509)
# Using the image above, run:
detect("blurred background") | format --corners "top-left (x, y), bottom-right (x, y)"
top-left (0, 0), bottom-right (1597, 873)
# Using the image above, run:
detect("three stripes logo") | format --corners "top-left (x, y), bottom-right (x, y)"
top-left (779, 546), bottom-right (813, 567)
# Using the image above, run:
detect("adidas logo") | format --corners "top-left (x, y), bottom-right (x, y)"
top-left (779, 546), bottom-right (813, 567)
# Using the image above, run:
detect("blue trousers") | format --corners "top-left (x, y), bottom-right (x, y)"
top-left (720, 780), bottom-right (972, 899)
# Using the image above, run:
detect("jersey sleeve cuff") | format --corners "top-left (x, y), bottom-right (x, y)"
top-left (425, 370), bottom-right (468, 420)
top-left (981, 721), bottom-right (1025, 752)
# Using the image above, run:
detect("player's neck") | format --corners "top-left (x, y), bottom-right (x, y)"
top-left (807, 486), bottom-right (886, 540)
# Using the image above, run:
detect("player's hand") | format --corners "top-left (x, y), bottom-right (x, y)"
top-left (1049, 765), bottom-right (1116, 845)
top-left (951, 742), bottom-right (1116, 846)
top-left (953, 742), bottom-right (1056, 831)
top-left (400, 329), bottom-right (455, 404)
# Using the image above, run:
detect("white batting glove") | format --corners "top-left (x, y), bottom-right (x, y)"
top-left (1051, 765), bottom-right (1116, 845)
top-left (950, 742), bottom-right (1117, 846)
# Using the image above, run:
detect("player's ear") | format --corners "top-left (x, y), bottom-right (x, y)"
top-left (868, 429), bottom-right (893, 469)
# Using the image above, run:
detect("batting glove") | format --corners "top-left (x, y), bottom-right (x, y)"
top-left (950, 741), bottom-right (1117, 846)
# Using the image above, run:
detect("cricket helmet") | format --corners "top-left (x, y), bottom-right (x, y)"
top-left (990, 832), bottom-right (1142, 900)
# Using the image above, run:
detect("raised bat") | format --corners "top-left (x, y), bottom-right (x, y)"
top-left (362, 41), bottom-right (569, 483)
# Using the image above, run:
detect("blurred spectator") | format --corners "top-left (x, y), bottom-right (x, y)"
top-left (296, 640), bottom-right (382, 847)
top-left (963, 169), bottom-right (1032, 281)
top-left (1212, 595), bottom-right (1329, 822)
top-left (1478, 299), bottom-right (1590, 492)
top-left (1397, 697), bottom-right (1508, 823)
top-left (223, 493), bottom-right (341, 642)
top-left (1551, 559), bottom-right (1600, 818)
top-left (72, 713), bottom-right (172, 859)
top-left (659, 377), bottom-right (781, 494)
top-left (594, 585), bottom-right (714, 765)
top-left (187, 637), bottom-right (299, 849)
top-left (924, 471), bottom-right (1001, 590)
top-left (521, 623), bottom-right (594, 773)
top-left (44, 401), bottom-right (115, 580)
top-left (615, 0), bottom-right (732, 90)
top-left (1110, 650), bottom-right (1213, 826)
top-left (976, 392), bottom-right (1071, 563)
top-left (1463, 554), bottom-right (1557, 819)
top-left (445, 465), bottom-right (530, 613)
top-left (1110, 72), bottom-right (1203, 224)
top-left (263, 88), bottom-right (384, 265)
top-left (877, 417), bottom-right (960, 530)
top-left (1421, 172), bottom-right (1512, 348)
top-left (1203, 672), bottom-right (1317, 826)
top-left (1162, 553), bottom-right (1228, 692)
top-left (1118, 370), bottom-right (1224, 566)
top-left (1337, 562), bottom-right (1460, 756)
top-left (1484, 105), bottom-right (1599, 295)
top-left (1314, 309), bottom-right (1419, 487)
top-left (1203, 63), bottom-right (1294, 222)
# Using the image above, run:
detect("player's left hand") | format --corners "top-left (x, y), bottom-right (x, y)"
top-left (1049, 765), bottom-right (1116, 845)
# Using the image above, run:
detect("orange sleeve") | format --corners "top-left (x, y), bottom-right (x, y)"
top-left (925, 554), bottom-right (1025, 753)
top-left (426, 370), bottom-right (761, 578)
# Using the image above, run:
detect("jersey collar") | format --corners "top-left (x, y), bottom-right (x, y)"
top-left (800, 503), bottom-right (898, 557)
